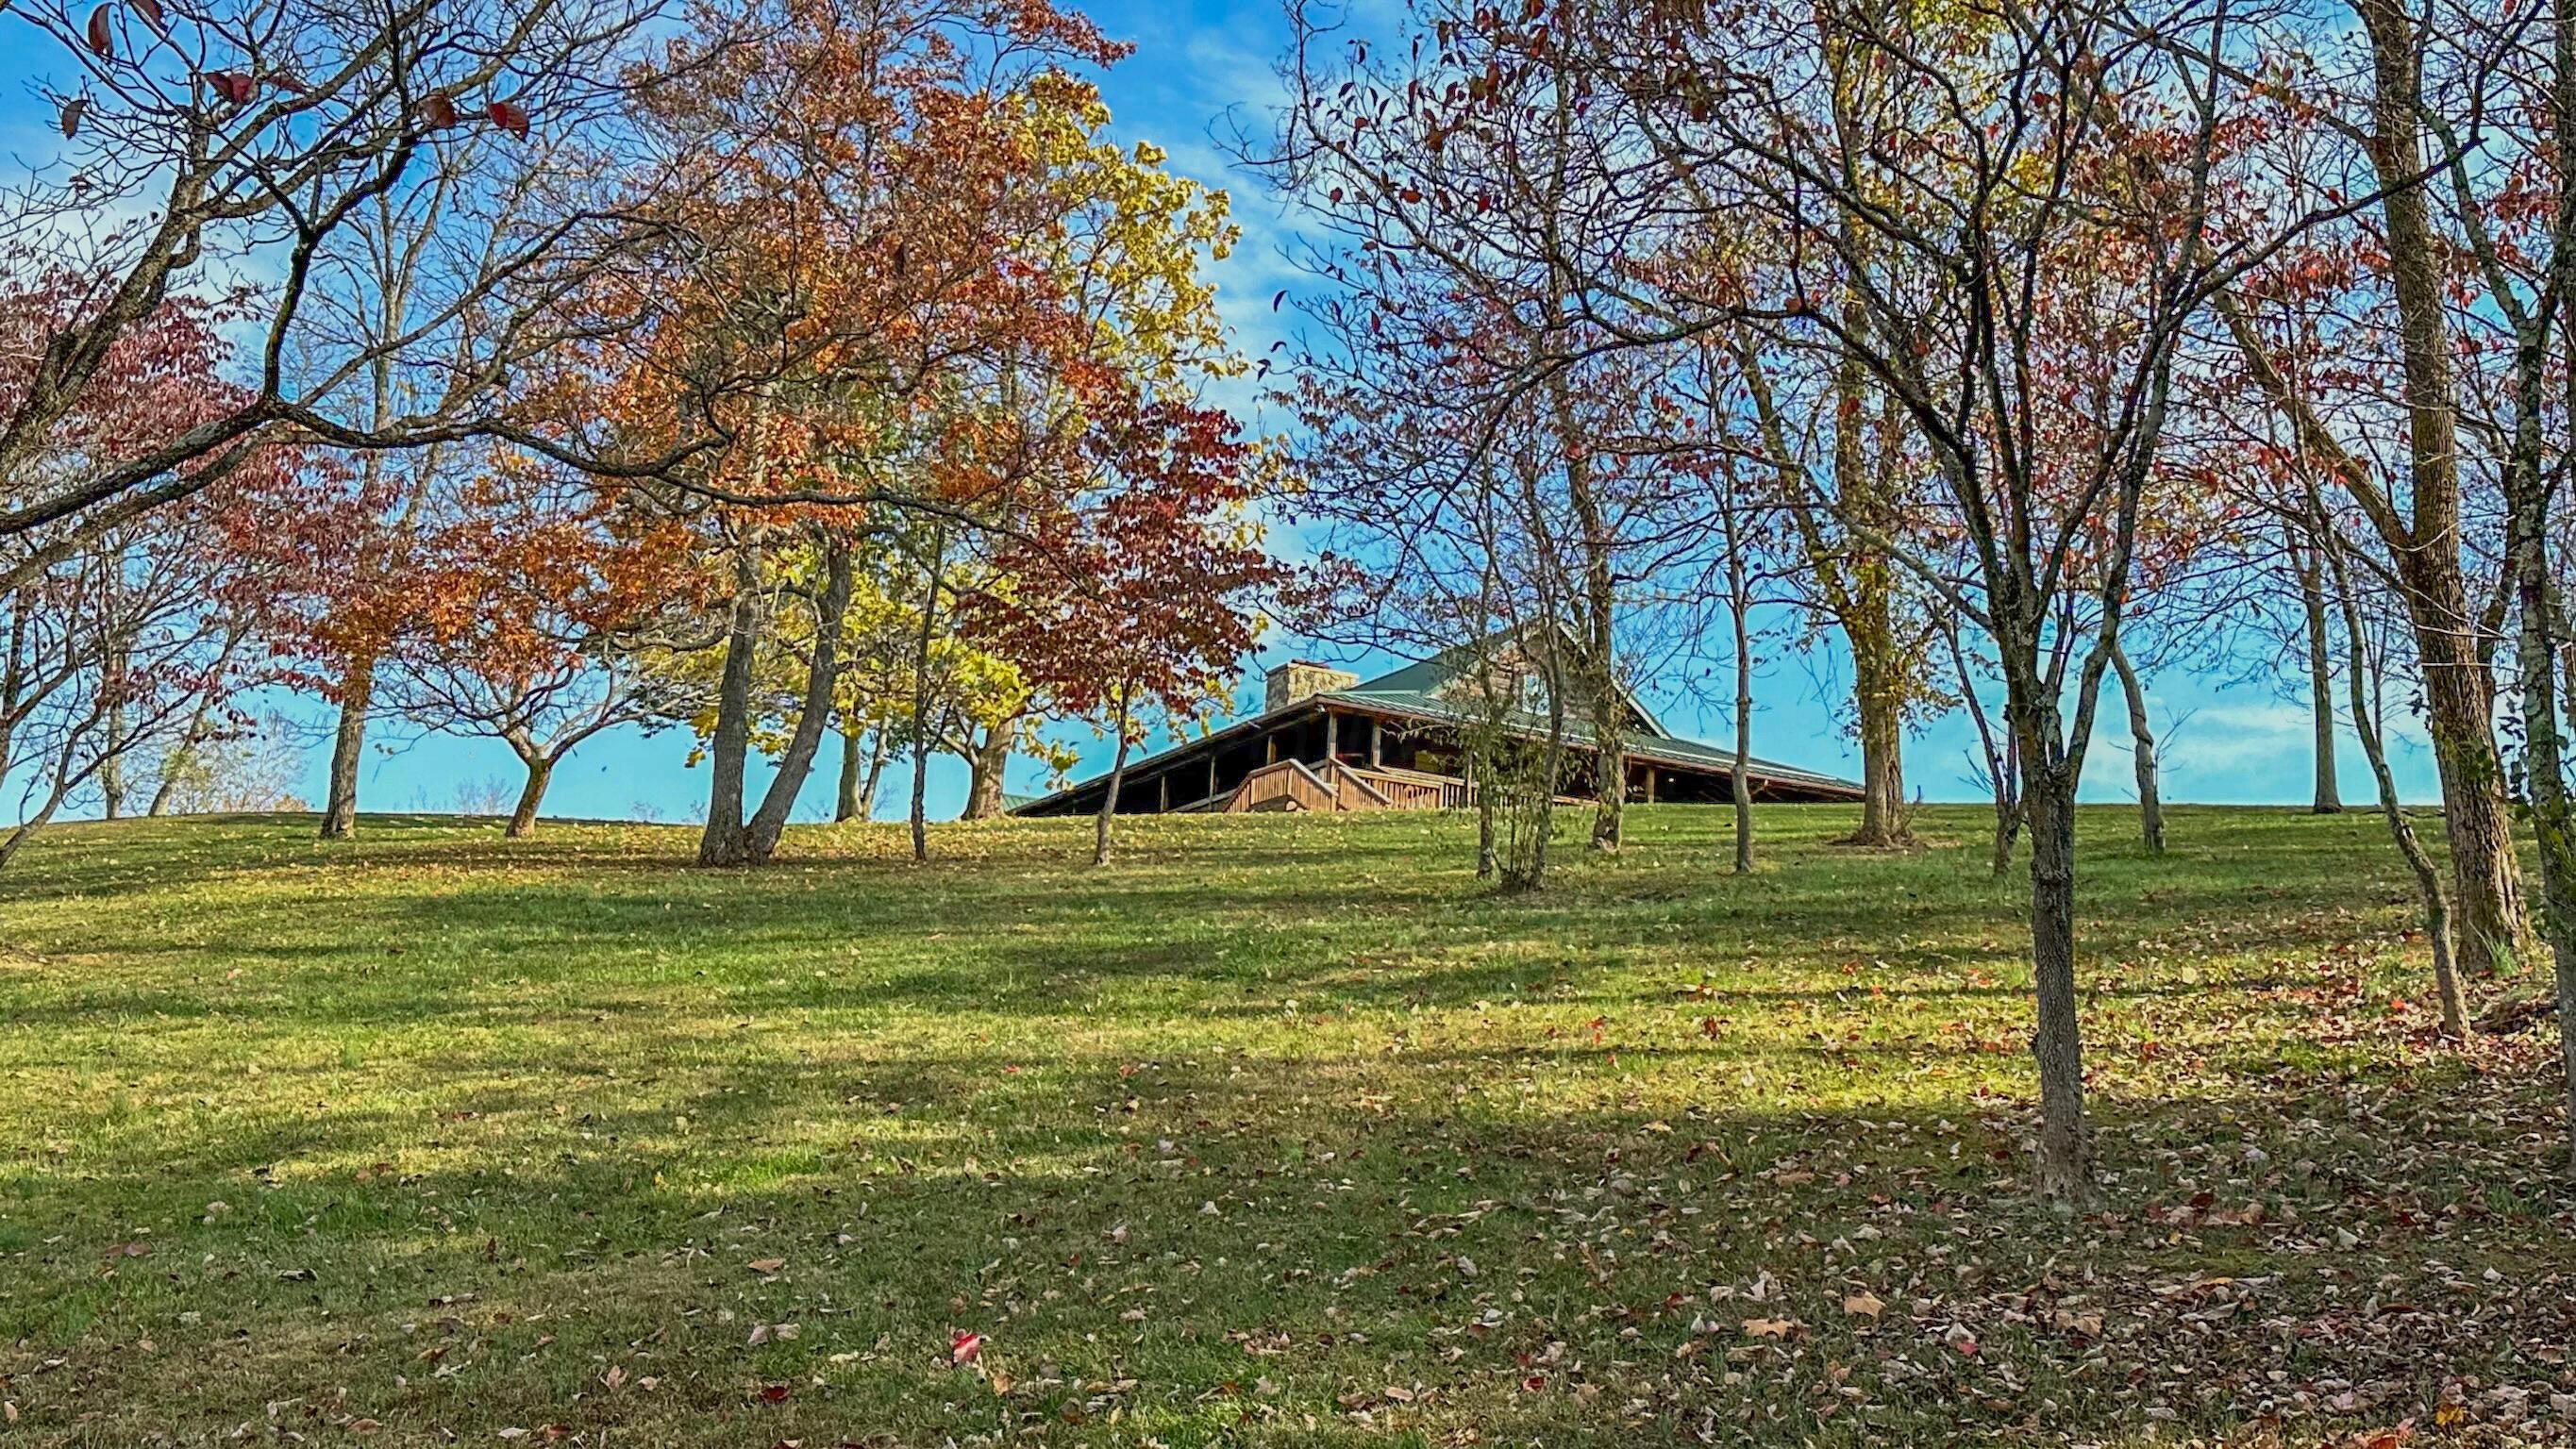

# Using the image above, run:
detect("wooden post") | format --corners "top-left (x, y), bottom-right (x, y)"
top-left (1208, 755), bottom-right (1218, 802)
top-left (1368, 716), bottom-right (1382, 768)
top-left (1644, 767), bottom-right (1656, 805)
top-left (1325, 711), bottom-right (1339, 766)
top-left (1265, 733), bottom-right (1278, 766)
top-left (1158, 774), bottom-right (1169, 811)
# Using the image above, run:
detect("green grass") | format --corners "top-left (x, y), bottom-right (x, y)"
top-left (1, 805), bottom-right (2570, 1446)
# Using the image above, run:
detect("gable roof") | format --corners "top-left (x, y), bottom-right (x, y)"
top-left (1341, 624), bottom-right (1672, 740)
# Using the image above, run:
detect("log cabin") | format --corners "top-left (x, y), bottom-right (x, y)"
top-left (1009, 635), bottom-right (1864, 819)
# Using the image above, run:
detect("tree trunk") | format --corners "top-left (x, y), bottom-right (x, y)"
top-left (742, 541), bottom-right (856, 864)
top-left (1848, 620), bottom-right (1910, 845)
top-left (908, 527), bottom-right (949, 864)
top-left (862, 730), bottom-right (891, 824)
top-left (2110, 643), bottom-right (2164, 854)
top-left (1473, 758), bottom-right (1497, 878)
top-left (2353, 0), bottom-right (2528, 973)
top-left (910, 727), bottom-right (931, 862)
top-left (2020, 763), bottom-right (2093, 1204)
top-left (99, 642), bottom-right (127, 821)
top-left (2409, 603), bottom-right (2527, 972)
top-left (697, 541), bottom-right (765, 867)
top-left (1730, 550), bottom-right (1755, 876)
top-left (320, 653), bottom-right (376, 840)
top-left (2297, 539), bottom-right (2344, 812)
top-left (0, 591), bottom-right (25, 791)
top-left (507, 754), bottom-right (551, 839)
top-left (1991, 732), bottom-right (2023, 878)
top-left (961, 712), bottom-right (1020, 820)
top-left (835, 718), bottom-right (867, 823)
top-left (2355, 640), bottom-right (2468, 1036)
top-left (1093, 691), bottom-right (1133, 868)
top-left (2529, 0), bottom-right (2576, 1174)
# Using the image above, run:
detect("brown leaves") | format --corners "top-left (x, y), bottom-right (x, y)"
top-left (85, 4), bottom-right (111, 56)
top-left (486, 99), bottom-right (530, 139)
top-left (59, 98), bottom-right (86, 138)
top-left (746, 1257), bottom-right (785, 1274)
top-left (419, 92), bottom-right (459, 128)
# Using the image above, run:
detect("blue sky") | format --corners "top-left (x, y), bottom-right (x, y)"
top-left (4, 0), bottom-right (2441, 825)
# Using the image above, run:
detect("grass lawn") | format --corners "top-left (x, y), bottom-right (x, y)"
top-left (1, 804), bottom-right (2571, 1447)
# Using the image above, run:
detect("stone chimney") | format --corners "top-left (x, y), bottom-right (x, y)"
top-left (1263, 659), bottom-right (1359, 713)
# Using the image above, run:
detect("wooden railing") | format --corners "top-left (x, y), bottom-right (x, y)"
top-left (1224, 758), bottom-right (1341, 813)
top-left (1322, 761), bottom-right (1396, 808)
top-left (1222, 759), bottom-right (1478, 813)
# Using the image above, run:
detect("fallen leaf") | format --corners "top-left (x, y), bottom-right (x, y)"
top-left (1742, 1317), bottom-right (1799, 1339)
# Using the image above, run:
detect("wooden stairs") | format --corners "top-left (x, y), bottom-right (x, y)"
top-left (1221, 759), bottom-right (1473, 813)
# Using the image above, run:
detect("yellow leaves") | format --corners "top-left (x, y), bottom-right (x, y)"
top-left (997, 80), bottom-right (1239, 390)
top-left (1842, 1291), bottom-right (1884, 1321)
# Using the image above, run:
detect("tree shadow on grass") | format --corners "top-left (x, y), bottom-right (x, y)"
top-left (4, 1041), bottom-right (2569, 1447)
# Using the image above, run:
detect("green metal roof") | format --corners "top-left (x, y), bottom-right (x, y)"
top-left (1313, 685), bottom-right (1858, 794)
top-left (1346, 634), bottom-right (1672, 739)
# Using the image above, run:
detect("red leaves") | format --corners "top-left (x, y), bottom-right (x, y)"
top-left (949, 1328), bottom-right (983, 1365)
top-left (207, 70), bottom-right (257, 107)
top-left (85, 4), bottom-right (112, 56)
top-left (130, 0), bottom-right (164, 34)
top-left (412, 92), bottom-right (532, 138)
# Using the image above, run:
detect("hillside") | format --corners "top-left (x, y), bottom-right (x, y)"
top-left (0, 807), bottom-right (2569, 1445)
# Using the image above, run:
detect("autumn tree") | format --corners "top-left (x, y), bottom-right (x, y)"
top-left (363, 461), bottom-right (697, 836)
top-left (591, 0), bottom-right (1248, 867)
top-left (974, 399), bottom-right (1282, 867)
top-left (0, 280), bottom-right (293, 869)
